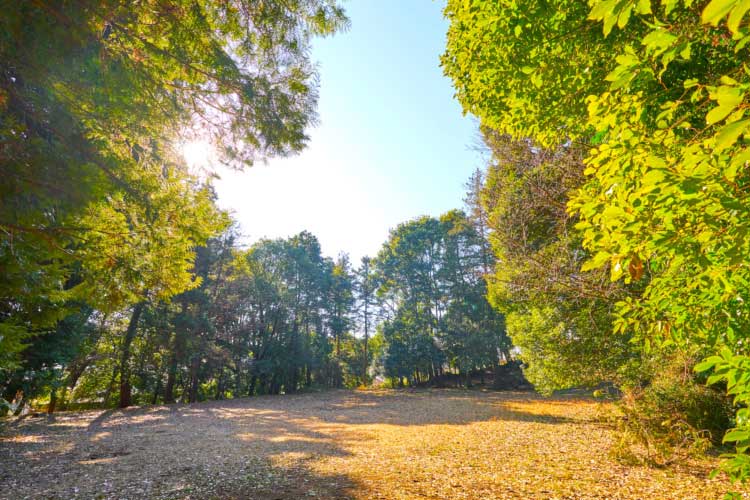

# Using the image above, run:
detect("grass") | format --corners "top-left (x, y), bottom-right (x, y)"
top-left (0, 389), bottom-right (742, 499)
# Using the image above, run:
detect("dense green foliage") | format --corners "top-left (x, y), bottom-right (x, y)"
top-left (0, 0), bottom-right (347, 371)
top-left (479, 131), bottom-right (640, 394)
top-left (373, 210), bottom-right (510, 386)
top-left (2, 214), bottom-right (509, 410)
top-left (33, 231), bottom-right (369, 406)
top-left (444, 0), bottom-right (750, 488)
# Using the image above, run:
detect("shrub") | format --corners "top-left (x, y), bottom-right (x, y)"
top-left (615, 356), bottom-right (733, 466)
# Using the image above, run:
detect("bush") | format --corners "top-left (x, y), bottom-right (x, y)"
top-left (615, 356), bottom-right (733, 466)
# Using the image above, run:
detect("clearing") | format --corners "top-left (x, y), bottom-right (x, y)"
top-left (0, 389), bottom-right (738, 499)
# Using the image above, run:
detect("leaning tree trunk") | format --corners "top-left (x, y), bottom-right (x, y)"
top-left (118, 302), bottom-right (145, 408)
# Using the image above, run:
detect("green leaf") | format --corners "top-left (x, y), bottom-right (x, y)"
top-left (727, 148), bottom-right (750, 180)
top-left (695, 358), bottom-right (720, 372)
top-left (703, 0), bottom-right (740, 26)
top-left (582, 251), bottom-right (612, 271)
top-left (637, 0), bottom-right (653, 14)
top-left (714, 119), bottom-right (750, 151)
top-left (724, 429), bottom-right (750, 443)
top-left (642, 29), bottom-right (678, 56)
top-left (727, 0), bottom-right (750, 32)
top-left (707, 86), bottom-right (745, 125)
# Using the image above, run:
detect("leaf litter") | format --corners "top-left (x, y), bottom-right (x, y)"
top-left (0, 389), bottom-right (744, 499)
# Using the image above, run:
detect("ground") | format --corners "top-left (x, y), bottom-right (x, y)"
top-left (0, 389), bottom-right (743, 499)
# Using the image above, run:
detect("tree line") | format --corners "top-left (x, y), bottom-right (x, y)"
top-left (443, 0), bottom-right (750, 489)
top-left (1, 209), bottom-right (509, 411)
top-left (1, 0), bottom-right (511, 414)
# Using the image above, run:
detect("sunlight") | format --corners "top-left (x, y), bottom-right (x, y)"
top-left (179, 139), bottom-right (216, 176)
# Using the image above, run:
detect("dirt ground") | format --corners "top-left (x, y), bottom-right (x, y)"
top-left (0, 389), bottom-right (743, 499)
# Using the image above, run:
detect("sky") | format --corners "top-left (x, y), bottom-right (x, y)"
top-left (210, 0), bottom-right (481, 263)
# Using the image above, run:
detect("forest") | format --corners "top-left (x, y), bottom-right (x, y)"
top-left (2, 0), bottom-right (750, 498)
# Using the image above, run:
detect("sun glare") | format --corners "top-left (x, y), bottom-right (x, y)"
top-left (180, 139), bottom-right (216, 176)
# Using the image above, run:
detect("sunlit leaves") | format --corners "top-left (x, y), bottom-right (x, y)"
top-left (0, 0), bottom-right (348, 368)
top-left (445, 0), bottom-right (750, 487)
top-left (707, 85), bottom-right (746, 125)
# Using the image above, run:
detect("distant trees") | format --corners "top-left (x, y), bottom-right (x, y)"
top-left (1, 210), bottom-right (513, 410)
top-left (372, 210), bottom-right (510, 386)
top-left (354, 257), bottom-right (376, 384)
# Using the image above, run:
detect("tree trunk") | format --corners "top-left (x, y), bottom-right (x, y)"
top-left (188, 356), bottom-right (200, 403)
top-left (103, 363), bottom-right (118, 407)
top-left (164, 354), bottom-right (178, 403)
top-left (151, 365), bottom-right (163, 405)
top-left (215, 370), bottom-right (224, 400)
top-left (48, 387), bottom-right (57, 414)
top-left (12, 392), bottom-right (26, 416)
top-left (119, 302), bottom-right (145, 408)
top-left (501, 348), bottom-right (512, 364)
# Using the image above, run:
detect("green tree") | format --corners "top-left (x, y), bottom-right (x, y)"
top-left (374, 212), bottom-right (508, 386)
top-left (479, 132), bottom-right (639, 393)
top-left (354, 256), bottom-right (377, 385)
top-left (0, 0), bottom-right (348, 369)
top-left (443, 0), bottom-right (750, 485)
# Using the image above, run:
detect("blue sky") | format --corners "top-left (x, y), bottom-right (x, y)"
top-left (212, 0), bottom-right (481, 262)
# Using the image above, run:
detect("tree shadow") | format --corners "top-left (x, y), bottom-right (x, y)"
top-left (0, 389), bottom-right (709, 499)
top-left (0, 394), bottom-right (369, 499)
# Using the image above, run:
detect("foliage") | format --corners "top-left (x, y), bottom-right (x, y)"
top-left (477, 131), bottom-right (640, 394)
top-left (373, 211), bottom-right (509, 385)
top-left (0, 0), bottom-right (348, 368)
top-left (443, 0), bottom-right (750, 487)
top-left (615, 355), bottom-right (733, 466)
top-left (45, 230), bottom-right (370, 407)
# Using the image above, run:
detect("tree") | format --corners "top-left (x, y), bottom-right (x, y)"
top-left (328, 255), bottom-right (354, 361)
top-left (373, 212), bottom-right (508, 386)
top-left (478, 131), bottom-right (639, 393)
top-left (443, 0), bottom-right (750, 484)
top-left (354, 256), bottom-right (376, 385)
top-left (0, 0), bottom-right (348, 370)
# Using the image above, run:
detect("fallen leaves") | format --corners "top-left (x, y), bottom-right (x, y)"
top-left (0, 389), bottom-right (745, 499)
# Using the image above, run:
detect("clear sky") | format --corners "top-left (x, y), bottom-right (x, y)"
top-left (211, 0), bottom-right (481, 262)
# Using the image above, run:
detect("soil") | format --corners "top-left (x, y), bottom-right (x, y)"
top-left (0, 389), bottom-right (741, 499)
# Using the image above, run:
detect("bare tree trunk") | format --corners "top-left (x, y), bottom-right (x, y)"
top-left (119, 302), bottom-right (145, 408)
top-left (188, 356), bottom-right (200, 403)
top-left (164, 353), bottom-right (178, 403)
top-left (363, 305), bottom-right (369, 385)
top-left (103, 363), bottom-right (118, 406)
top-left (215, 370), bottom-right (224, 400)
top-left (48, 387), bottom-right (57, 414)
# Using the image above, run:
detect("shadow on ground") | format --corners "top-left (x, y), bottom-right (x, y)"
top-left (0, 390), bottom-right (586, 499)
top-left (0, 389), bottom-right (723, 500)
